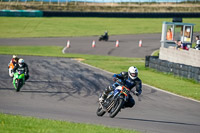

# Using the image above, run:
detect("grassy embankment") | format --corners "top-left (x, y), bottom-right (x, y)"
top-left (0, 17), bottom-right (199, 132)
top-left (1, 2), bottom-right (200, 12)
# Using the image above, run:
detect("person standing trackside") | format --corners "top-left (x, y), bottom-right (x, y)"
top-left (166, 28), bottom-right (173, 41)
top-left (194, 35), bottom-right (200, 50)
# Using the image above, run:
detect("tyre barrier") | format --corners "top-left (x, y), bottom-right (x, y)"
top-left (145, 56), bottom-right (200, 83)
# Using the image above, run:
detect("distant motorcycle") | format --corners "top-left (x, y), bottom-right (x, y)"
top-left (13, 70), bottom-right (25, 92)
top-left (96, 79), bottom-right (132, 118)
top-left (99, 34), bottom-right (109, 41)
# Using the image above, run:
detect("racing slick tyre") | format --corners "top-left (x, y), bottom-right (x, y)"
top-left (96, 106), bottom-right (106, 117)
top-left (109, 98), bottom-right (124, 118)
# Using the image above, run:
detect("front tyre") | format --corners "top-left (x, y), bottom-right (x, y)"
top-left (109, 98), bottom-right (124, 118)
top-left (16, 79), bottom-right (22, 92)
top-left (96, 105), bottom-right (106, 117)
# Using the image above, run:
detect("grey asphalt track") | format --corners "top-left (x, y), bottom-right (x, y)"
top-left (0, 55), bottom-right (200, 133)
top-left (0, 34), bottom-right (161, 58)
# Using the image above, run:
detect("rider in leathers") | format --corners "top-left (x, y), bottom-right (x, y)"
top-left (9, 55), bottom-right (19, 67)
top-left (8, 55), bottom-right (19, 78)
top-left (99, 66), bottom-right (142, 108)
top-left (13, 58), bottom-right (29, 81)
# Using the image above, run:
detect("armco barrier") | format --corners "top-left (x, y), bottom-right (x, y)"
top-left (145, 56), bottom-right (200, 83)
top-left (0, 10), bottom-right (43, 17)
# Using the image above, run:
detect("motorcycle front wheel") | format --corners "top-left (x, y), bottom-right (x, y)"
top-left (16, 79), bottom-right (22, 92)
top-left (109, 98), bottom-right (124, 118)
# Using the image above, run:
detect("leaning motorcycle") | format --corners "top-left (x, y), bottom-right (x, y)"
top-left (96, 79), bottom-right (130, 118)
top-left (99, 35), bottom-right (109, 41)
top-left (13, 70), bottom-right (25, 92)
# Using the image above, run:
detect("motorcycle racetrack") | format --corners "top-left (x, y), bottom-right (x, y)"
top-left (0, 34), bottom-right (200, 133)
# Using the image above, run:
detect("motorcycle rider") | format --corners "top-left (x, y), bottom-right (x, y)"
top-left (99, 66), bottom-right (142, 108)
top-left (13, 58), bottom-right (29, 81)
top-left (99, 31), bottom-right (108, 41)
top-left (8, 55), bottom-right (19, 77)
top-left (9, 55), bottom-right (19, 66)
top-left (104, 31), bottom-right (108, 38)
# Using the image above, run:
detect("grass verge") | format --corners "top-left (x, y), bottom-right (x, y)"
top-left (0, 113), bottom-right (139, 133)
top-left (0, 17), bottom-right (199, 38)
top-left (0, 45), bottom-right (199, 101)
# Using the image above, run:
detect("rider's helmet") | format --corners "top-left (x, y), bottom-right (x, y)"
top-left (12, 55), bottom-right (18, 63)
top-left (18, 58), bottom-right (24, 67)
top-left (104, 31), bottom-right (108, 35)
top-left (13, 55), bottom-right (17, 59)
top-left (128, 66), bottom-right (138, 80)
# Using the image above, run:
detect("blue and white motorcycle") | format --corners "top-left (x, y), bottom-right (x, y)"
top-left (96, 79), bottom-right (131, 118)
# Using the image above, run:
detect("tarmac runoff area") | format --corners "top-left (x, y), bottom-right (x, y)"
top-left (0, 34), bottom-right (200, 133)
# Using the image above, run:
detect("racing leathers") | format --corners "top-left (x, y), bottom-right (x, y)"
top-left (8, 58), bottom-right (19, 78)
top-left (13, 63), bottom-right (29, 81)
top-left (100, 72), bottom-right (142, 108)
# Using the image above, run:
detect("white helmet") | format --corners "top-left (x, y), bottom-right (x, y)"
top-left (128, 66), bottom-right (138, 80)
top-left (13, 55), bottom-right (17, 59)
top-left (18, 58), bottom-right (24, 67)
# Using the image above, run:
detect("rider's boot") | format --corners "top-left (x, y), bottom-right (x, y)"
top-left (99, 92), bottom-right (107, 103)
top-left (99, 86), bottom-right (114, 103)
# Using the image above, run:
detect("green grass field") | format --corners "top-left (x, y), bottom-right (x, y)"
top-left (0, 113), bottom-right (139, 133)
top-left (0, 17), bottom-right (199, 38)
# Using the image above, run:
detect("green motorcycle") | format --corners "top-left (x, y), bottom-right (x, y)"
top-left (13, 70), bottom-right (25, 92)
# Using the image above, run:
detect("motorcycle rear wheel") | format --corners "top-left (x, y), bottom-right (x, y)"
top-left (96, 105), bottom-right (106, 117)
